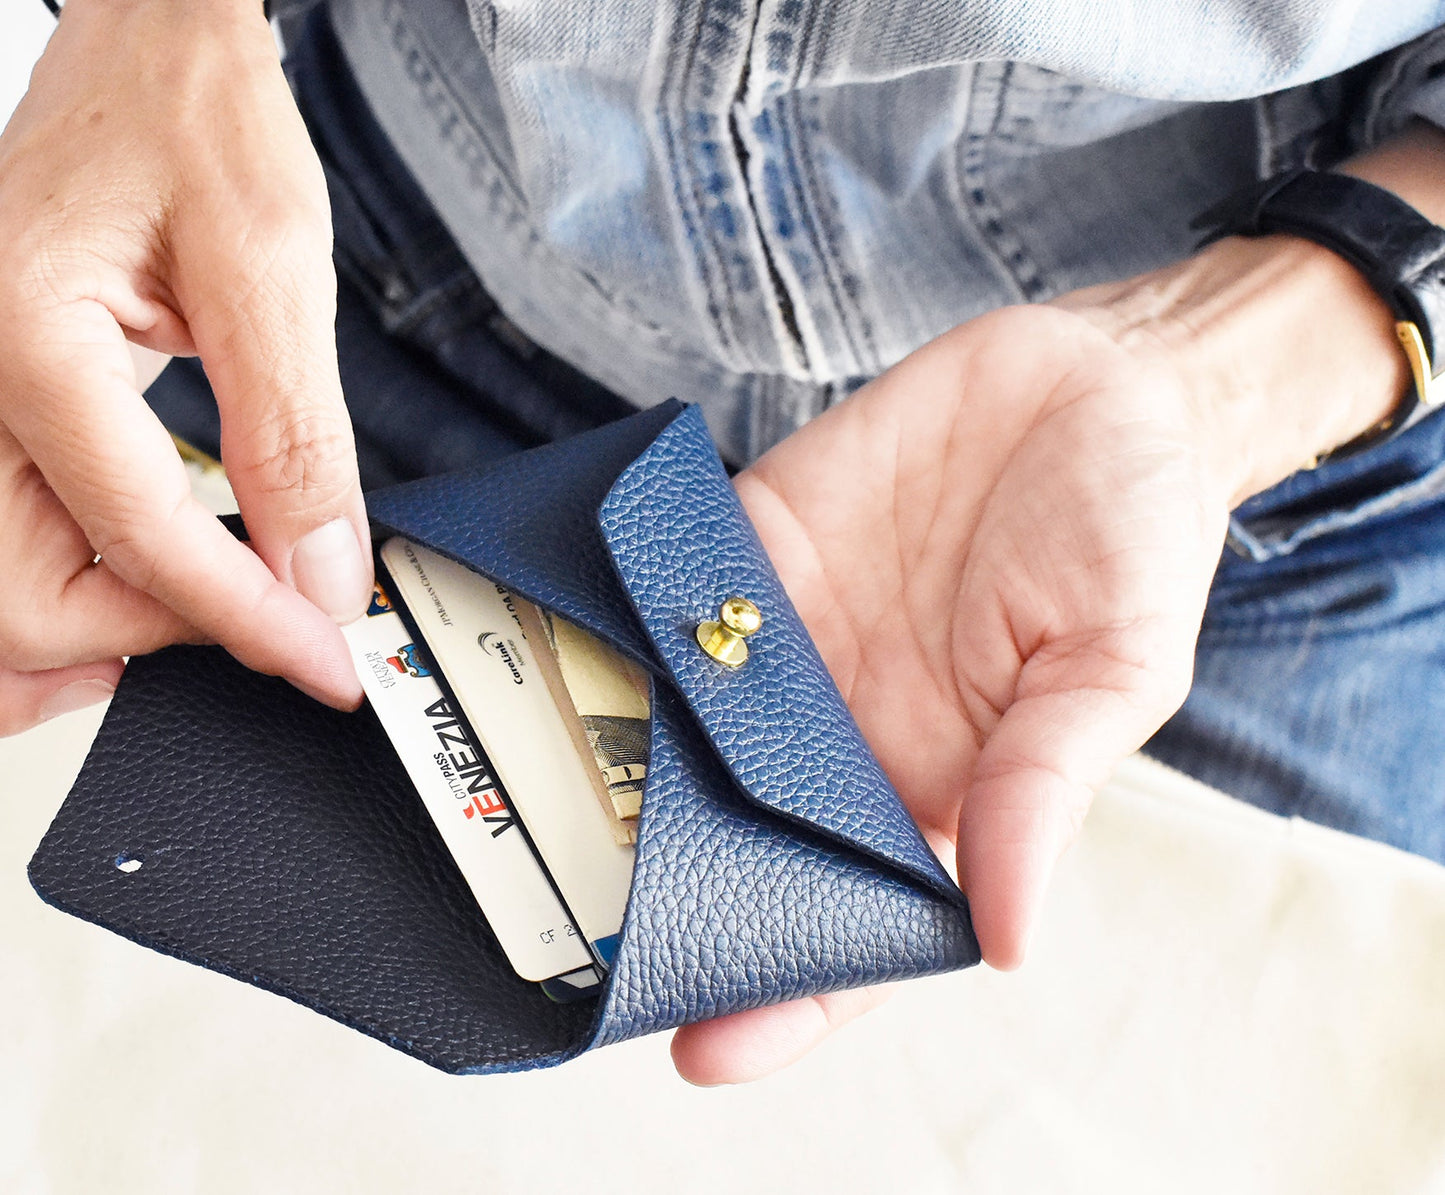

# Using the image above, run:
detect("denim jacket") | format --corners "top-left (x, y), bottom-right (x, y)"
top-left (324, 0), bottom-right (1445, 464)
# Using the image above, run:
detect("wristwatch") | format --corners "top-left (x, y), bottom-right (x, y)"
top-left (1193, 167), bottom-right (1445, 463)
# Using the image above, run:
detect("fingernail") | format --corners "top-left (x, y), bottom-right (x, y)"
top-left (39, 679), bottom-right (117, 723)
top-left (292, 674), bottom-right (364, 712)
top-left (291, 518), bottom-right (369, 623)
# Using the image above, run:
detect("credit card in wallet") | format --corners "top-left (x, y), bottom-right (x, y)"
top-left (379, 538), bottom-right (634, 967)
top-left (341, 583), bottom-right (594, 982)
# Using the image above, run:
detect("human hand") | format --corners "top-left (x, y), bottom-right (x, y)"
top-left (0, 0), bottom-right (368, 736)
top-left (670, 219), bottom-right (1417, 1082)
top-left (669, 303), bottom-right (1232, 1080)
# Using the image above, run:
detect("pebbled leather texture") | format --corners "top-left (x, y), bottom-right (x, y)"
top-left (30, 402), bottom-right (979, 1072)
top-left (365, 400), bottom-right (679, 669)
top-left (28, 647), bottom-right (594, 1074)
top-left (598, 407), bottom-right (964, 905)
top-left (587, 685), bottom-right (979, 1049)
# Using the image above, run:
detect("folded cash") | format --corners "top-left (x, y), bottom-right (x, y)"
top-left (516, 601), bottom-right (651, 845)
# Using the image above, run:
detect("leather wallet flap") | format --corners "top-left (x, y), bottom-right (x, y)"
top-left (596, 406), bottom-right (964, 904)
top-left (583, 683), bottom-right (980, 1049)
top-left (368, 402), bottom-right (962, 903)
top-left (364, 399), bottom-right (679, 668)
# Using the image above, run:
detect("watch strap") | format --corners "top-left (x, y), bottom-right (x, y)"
top-left (1193, 168), bottom-right (1445, 459)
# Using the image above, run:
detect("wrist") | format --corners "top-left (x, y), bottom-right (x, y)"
top-left (61, 0), bottom-right (271, 39)
top-left (1055, 233), bottom-right (1408, 508)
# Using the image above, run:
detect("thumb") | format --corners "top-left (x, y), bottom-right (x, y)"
top-left (180, 213), bottom-right (372, 625)
top-left (958, 636), bottom-right (1192, 970)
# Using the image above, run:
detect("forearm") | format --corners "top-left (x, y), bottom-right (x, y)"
top-left (1059, 122), bottom-right (1445, 508)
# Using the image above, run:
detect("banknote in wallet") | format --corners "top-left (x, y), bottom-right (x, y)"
top-left (513, 601), bottom-right (649, 845)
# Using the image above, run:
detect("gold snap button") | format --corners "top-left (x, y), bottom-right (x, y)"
top-left (695, 596), bottom-right (762, 668)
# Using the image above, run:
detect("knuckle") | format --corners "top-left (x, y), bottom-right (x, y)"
top-left (82, 489), bottom-right (189, 597)
top-left (88, 527), bottom-right (162, 595)
top-left (234, 408), bottom-right (355, 505)
top-left (212, 217), bottom-right (337, 349)
top-left (236, 201), bottom-right (333, 278)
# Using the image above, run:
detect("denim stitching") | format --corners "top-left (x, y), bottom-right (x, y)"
top-left (955, 62), bottom-right (1045, 304)
top-left (381, 0), bottom-right (695, 346)
top-left (661, 6), bottom-right (734, 345)
top-left (769, 0), bottom-right (863, 366)
top-left (382, 0), bottom-right (524, 203)
top-left (775, 94), bottom-right (870, 368)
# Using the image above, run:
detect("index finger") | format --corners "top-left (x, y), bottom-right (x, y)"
top-left (7, 301), bottom-right (362, 708)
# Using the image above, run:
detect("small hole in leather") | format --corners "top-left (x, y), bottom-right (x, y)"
top-left (114, 852), bottom-right (145, 874)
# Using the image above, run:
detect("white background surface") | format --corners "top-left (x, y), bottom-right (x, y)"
top-left (2, 9), bottom-right (1444, 1192)
top-left (2, 2), bottom-right (51, 120)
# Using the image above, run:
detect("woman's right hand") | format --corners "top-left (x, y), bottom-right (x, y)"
top-left (0, 0), bottom-right (371, 736)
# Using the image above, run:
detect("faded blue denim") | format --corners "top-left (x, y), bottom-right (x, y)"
top-left (327, 0), bottom-right (1445, 462)
top-left (1152, 411), bottom-right (1445, 862)
top-left (148, 5), bottom-right (1445, 862)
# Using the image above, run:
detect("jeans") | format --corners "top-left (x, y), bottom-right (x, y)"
top-left (147, 9), bottom-right (1445, 865)
top-left (325, 0), bottom-right (1445, 467)
top-left (1150, 425), bottom-right (1445, 862)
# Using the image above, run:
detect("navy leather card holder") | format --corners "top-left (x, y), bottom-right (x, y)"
top-left (28, 401), bottom-right (979, 1073)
